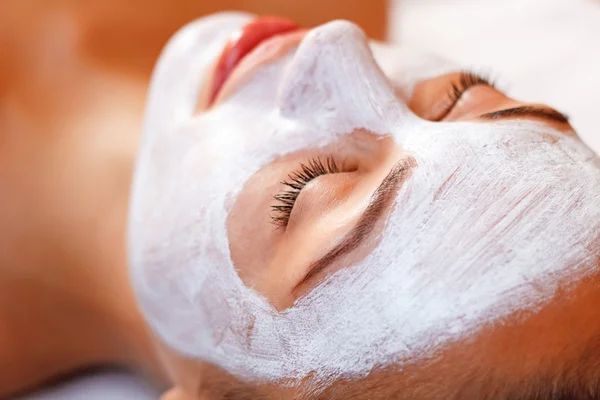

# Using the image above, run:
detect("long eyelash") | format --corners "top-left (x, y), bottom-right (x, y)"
top-left (271, 157), bottom-right (340, 227)
top-left (438, 70), bottom-right (497, 119)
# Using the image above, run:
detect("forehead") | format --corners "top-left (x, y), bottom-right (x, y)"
top-left (129, 15), bottom-right (600, 383)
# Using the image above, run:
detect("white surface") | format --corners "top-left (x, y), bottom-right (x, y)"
top-left (390, 0), bottom-right (600, 153)
top-left (15, 370), bottom-right (162, 400)
top-left (22, 1), bottom-right (600, 398)
top-left (131, 9), bottom-right (600, 384)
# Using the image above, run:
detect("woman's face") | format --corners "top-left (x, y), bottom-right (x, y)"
top-left (128, 12), bottom-right (600, 398)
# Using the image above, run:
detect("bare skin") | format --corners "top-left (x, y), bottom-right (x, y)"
top-left (0, 7), bottom-right (156, 394)
top-left (0, 72), bottom-right (159, 396)
top-left (2, 63), bottom-right (596, 399)
top-left (1, 11), bottom-right (599, 400)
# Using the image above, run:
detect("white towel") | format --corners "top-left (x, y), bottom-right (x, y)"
top-left (391, 0), bottom-right (600, 153)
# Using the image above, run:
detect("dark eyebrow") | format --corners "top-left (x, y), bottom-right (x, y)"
top-left (479, 105), bottom-right (570, 125)
top-left (293, 157), bottom-right (416, 292)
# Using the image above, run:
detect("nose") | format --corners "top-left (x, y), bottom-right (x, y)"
top-left (278, 20), bottom-right (408, 134)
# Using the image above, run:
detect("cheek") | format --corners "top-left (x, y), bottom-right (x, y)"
top-left (227, 167), bottom-right (282, 286)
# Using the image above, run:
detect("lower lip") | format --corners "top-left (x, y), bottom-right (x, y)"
top-left (209, 17), bottom-right (300, 105)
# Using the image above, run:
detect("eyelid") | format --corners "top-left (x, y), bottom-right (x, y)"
top-left (271, 157), bottom-right (340, 228)
top-left (435, 71), bottom-right (497, 121)
top-left (292, 158), bottom-right (414, 294)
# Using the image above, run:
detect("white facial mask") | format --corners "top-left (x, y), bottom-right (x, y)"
top-left (128, 13), bottom-right (600, 382)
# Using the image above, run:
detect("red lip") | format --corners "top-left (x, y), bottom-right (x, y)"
top-left (208, 17), bottom-right (300, 105)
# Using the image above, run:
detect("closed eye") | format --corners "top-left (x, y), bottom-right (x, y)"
top-left (435, 70), bottom-right (496, 121)
top-left (271, 157), bottom-right (340, 228)
top-left (409, 70), bottom-right (571, 129)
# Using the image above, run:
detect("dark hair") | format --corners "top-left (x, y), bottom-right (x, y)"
top-left (218, 334), bottom-right (600, 400)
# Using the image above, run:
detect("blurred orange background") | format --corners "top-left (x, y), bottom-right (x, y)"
top-left (0, 1), bottom-right (387, 135)
top-left (0, 2), bottom-right (387, 334)
top-left (0, 0), bottom-right (387, 184)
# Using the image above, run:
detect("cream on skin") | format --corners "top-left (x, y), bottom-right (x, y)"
top-left (128, 12), bottom-right (600, 384)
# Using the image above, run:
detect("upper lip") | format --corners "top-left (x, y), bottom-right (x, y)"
top-left (208, 17), bottom-right (301, 105)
